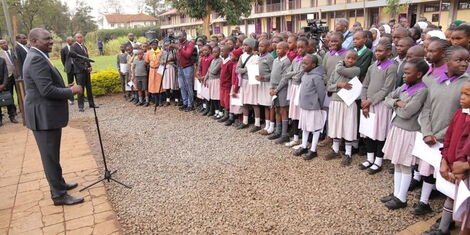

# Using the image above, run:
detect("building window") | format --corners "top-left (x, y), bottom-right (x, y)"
top-left (111, 23), bottom-right (115, 27)
top-left (349, 9), bottom-right (364, 17)
top-left (458, 0), bottom-right (470, 9)
top-left (423, 2), bottom-right (450, 12)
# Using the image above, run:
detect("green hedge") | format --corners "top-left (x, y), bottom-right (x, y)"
top-left (90, 69), bottom-right (122, 96)
top-left (86, 26), bottom-right (162, 43)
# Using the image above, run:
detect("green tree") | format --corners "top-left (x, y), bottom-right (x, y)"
top-left (383, 0), bottom-right (407, 20)
top-left (169, 0), bottom-right (255, 37)
top-left (145, 0), bottom-right (167, 17)
top-left (71, 1), bottom-right (98, 36)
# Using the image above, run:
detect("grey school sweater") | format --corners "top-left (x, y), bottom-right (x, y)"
top-left (299, 66), bottom-right (326, 110)
top-left (277, 56), bottom-right (304, 91)
top-left (204, 57), bottom-right (222, 81)
top-left (420, 72), bottom-right (470, 141)
top-left (271, 55), bottom-right (291, 91)
top-left (258, 53), bottom-right (274, 82)
top-left (117, 52), bottom-right (128, 69)
top-left (360, 60), bottom-right (398, 105)
top-left (322, 52), bottom-right (346, 83)
top-left (384, 84), bottom-right (428, 131)
top-left (132, 58), bottom-right (148, 77)
top-left (327, 61), bottom-right (361, 102)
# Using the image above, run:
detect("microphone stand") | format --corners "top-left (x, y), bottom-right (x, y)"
top-left (80, 62), bottom-right (131, 192)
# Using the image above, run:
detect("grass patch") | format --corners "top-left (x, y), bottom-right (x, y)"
top-left (52, 55), bottom-right (117, 80)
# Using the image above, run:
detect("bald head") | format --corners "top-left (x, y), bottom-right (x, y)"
top-left (406, 45), bottom-right (425, 60)
top-left (28, 28), bottom-right (53, 53)
top-left (393, 27), bottom-right (410, 45)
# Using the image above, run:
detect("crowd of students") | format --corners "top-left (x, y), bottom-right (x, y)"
top-left (118, 18), bottom-right (470, 234)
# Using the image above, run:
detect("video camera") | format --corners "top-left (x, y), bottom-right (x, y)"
top-left (303, 13), bottom-right (329, 40)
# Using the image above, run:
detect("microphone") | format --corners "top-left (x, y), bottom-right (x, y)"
top-left (69, 51), bottom-right (95, 63)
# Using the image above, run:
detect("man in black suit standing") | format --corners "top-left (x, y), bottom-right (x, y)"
top-left (70, 33), bottom-right (97, 112)
top-left (0, 40), bottom-right (18, 123)
top-left (0, 56), bottom-right (10, 126)
top-left (23, 28), bottom-right (84, 206)
top-left (60, 37), bottom-right (75, 105)
top-left (15, 34), bottom-right (28, 77)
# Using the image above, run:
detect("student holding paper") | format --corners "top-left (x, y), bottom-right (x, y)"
top-left (420, 46), bottom-right (470, 235)
top-left (203, 46), bottom-right (223, 120)
top-left (198, 45), bottom-right (214, 115)
top-left (414, 40), bottom-right (453, 217)
top-left (325, 50), bottom-right (361, 165)
top-left (379, 58), bottom-right (429, 210)
top-left (236, 38), bottom-right (260, 130)
top-left (360, 41), bottom-right (398, 175)
top-left (277, 37), bottom-right (309, 147)
top-left (292, 55), bottom-right (326, 160)
top-left (269, 42), bottom-right (292, 144)
top-left (256, 40), bottom-right (275, 135)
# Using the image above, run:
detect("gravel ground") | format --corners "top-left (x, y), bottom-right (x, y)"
top-left (70, 94), bottom-right (444, 234)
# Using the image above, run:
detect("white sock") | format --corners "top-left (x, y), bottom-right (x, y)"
top-left (362, 153), bottom-right (375, 167)
top-left (166, 98), bottom-right (170, 102)
top-left (268, 122), bottom-right (275, 133)
top-left (175, 98), bottom-right (179, 102)
top-left (302, 130), bottom-right (309, 148)
top-left (203, 103), bottom-right (207, 109)
top-left (255, 118), bottom-right (260, 127)
top-left (332, 139), bottom-right (340, 153)
top-left (345, 142), bottom-right (352, 156)
top-left (310, 131), bottom-right (320, 152)
top-left (413, 170), bottom-right (421, 181)
top-left (370, 157), bottom-right (383, 170)
top-left (243, 115), bottom-right (248, 125)
top-left (420, 182), bottom-right (434, 204)
top-left (398, 172), bottom-right (412, 203)
top-left (265, 120), bottom-right (271, 130)
top-left (293, 135), bottom-right (299, 142)
top-left (394, 169), bottom-right (402, 198)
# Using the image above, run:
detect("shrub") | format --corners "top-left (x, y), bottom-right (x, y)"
top-left (90, 69), bottom-right (121, 96)
top-left (85, 36), bottom-right (148, 57)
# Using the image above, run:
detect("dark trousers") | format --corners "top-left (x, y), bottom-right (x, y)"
top-left (33, 129), bottom-right (67, 198)
top-left (0, 79), bottom-right (17, 121)
top-left (66, 72), bottom-right (75, 85)
top-left (76, 72), bottom-right (95, 108)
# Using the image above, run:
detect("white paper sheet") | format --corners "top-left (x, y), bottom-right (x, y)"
top-left (454, 179), bottom-right (470, 220)
top-left (359, 112), bottom-right (376, 138)
top-left (201, 85), bottom-right (210, 100)
top-left (435, 169), bottom-right (456, 199)
top-left (247, 64), bottom-right (260, 85)
top-left (230, 88), bottom-right (243, 106)
top-left (194, 79), bottom-right (202, 92)
top-left (337, 76), bottom-right (362, 106)
top-left (157, 65), bottom-right (164, 75)
top-left (119, 63), bottom-right (128, 74)
top-left (127, 81), bottom-right (134, 88)
top-left (412, 132), bottom-right (443, 169)
top-left (294, 84), bottom-right (301, 106)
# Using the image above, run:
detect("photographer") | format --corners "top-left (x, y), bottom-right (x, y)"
top-left (171, 31), bottom-right (196, 111)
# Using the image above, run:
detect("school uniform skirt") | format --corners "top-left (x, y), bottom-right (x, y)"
top-left (288, 84), bottom-right (301, 120)
top-left (299, 108), bottom-right (324, 132)
top-left (162, 65), bottom-right (178, 90)
top-left (207, 79), bottom-right (220, 100)
top-left (418, 160), bottom-right (434, 177)
top-left (241, 79), bottom-right (258, 105)
top-left (328, 100), bottom-right (358, 141)
top-left (383, 125), bottom-right (417, 167)
top-left (367, 101), bottom-right (392, 141)
top-left (230, 86), bottom-right (242, 114)
top-left (257, 81), bottom-right (272, 106)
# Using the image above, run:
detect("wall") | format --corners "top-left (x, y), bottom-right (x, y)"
top-left (456, 9), bottom-right (470, 23)
top-left (422, 11), bottom-right (449, 30)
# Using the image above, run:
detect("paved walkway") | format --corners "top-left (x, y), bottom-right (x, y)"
top-left (0, 123), bottom-right (121, 235)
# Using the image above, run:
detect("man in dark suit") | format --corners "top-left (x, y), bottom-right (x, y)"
top-left (23, 28), bottom-right (84, 205)
top-left (0, 40), bottom-right (18, 123)
top-left (15, 34), bottom-right (28, 77)
top-left (124, 32), bottom-right (136, 49)
top-left (60, 37), bottom-right (75, 105)
top-left (0, 56), bottom-right (10, 126)
top-left (70, 33), bottom-right (97, 112)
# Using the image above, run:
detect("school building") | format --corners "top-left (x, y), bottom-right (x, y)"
top-left (158, 0), bottom-right (470, 37)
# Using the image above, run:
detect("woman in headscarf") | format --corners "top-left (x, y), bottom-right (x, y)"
top-left (370, 28), bottom-right (381, 51)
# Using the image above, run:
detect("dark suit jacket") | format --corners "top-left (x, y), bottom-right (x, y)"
top-left (23, 48), bottom-right (73, 131)
top-left (0, 57), bottom-right (9, 86)
top-left (16, 44), bottom-right (28, 77)
top-left (60, 45), bottom-right (73, 74)
top-left (70, 42), bottom-right (91, 73)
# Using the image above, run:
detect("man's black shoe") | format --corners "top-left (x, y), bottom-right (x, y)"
top-left (53, 193), bottom-right (84, 206)
top-left (179, 105), bottom-right (187, 111)
top-left (89, 104), bottom-right (99, 108)
top-left (65, 183), bottom-right (78, 190)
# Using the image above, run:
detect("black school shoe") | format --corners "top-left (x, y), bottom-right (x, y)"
top-left (293, 147), bottom-right (308, 157)
top-left (249, 126), bottom-right (261, 133)
top-left (367, 164), bottom-right (382, 175)
top-left (340, 155), bottom-right (352, 166)
top-left (179, 105), bottom-right (187, 111)
top-left (380, 193), bottom-right (395, 203)
top-left (268, 132), bottom-right (281, 140)
top-left (408, 179), bottom-right (422, 191)
top-left (384, 197), bottom-right (407, 210)
top-left (275, 135), bottom-right (289, 144)
top-left (358, 161), bottom-right (373, 170)
top-left (303, 151), bottom-right (317, 160)
top-left (410, 201), bottom-right (433, 215)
